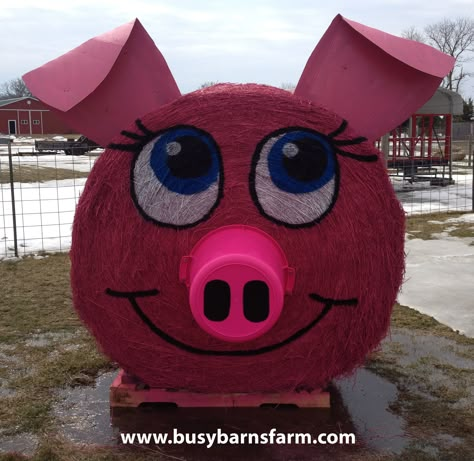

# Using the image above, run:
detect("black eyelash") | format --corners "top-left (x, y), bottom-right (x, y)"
top-left (328, 120), bottom-right (378, 162)
top-left (135, 119), bottom-right (155, 137)
top-left (327, 119), bottom-right (348, 138)
top-left (109, 118), bottom-right (378, 163)
top-left (108, 119), bottom-right (158, 152)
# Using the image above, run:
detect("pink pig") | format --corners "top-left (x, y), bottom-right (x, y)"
top-left (24, 15), bottom-right (454, 393)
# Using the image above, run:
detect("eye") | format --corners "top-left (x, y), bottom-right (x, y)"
top-left (250, 128), bottom-right (338, 227)
top-left (132, 125), bottom-right (223, 228)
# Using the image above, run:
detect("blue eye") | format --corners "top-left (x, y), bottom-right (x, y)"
top-left (250, 128), bottom-right (339, 227)
top-left (268, 131), bottom-right (336, 193)
top-left (132, 125), bottom-right (223, 228)
top-left (150, 127), bottom-right (220, 195)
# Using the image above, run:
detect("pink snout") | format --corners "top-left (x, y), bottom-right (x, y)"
top-left (179, 226), bottom-right (295, 343)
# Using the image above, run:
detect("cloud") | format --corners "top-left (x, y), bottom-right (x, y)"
top-left (0, 0), bottom-right (472, 97)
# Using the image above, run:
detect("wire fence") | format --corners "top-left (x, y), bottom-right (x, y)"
top-left (388, 136), bottom-right (474, 215)
top-left (0, 138), bottom-right (100, 259)
top-left (0, 134), bottom-right (473, 260)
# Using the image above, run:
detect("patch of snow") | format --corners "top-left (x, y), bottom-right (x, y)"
top-left (445, 213), bottom-right (474, 224)
top-left (0, 178), bottom-right (87, 259)
top-left (0, 153), bottom-right (96, 173)
top-left (394, 173), bottom-right (473, 215)
top-left (430, 232), bottom-right (450, 239)
top-left (399, 238), bottom-right (474, 337)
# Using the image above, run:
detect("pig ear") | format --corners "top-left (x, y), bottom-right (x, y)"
top-left (23, 19), bottom-right (181, 147)
top-left (294, 15), bottom-right (455, 141)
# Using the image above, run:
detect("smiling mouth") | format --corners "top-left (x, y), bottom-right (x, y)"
top-left (106, 288), bottom-right (357, 356)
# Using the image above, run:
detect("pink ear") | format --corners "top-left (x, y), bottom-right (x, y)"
top-left (23, 19), bottom-right (181, 146)
top-left (294, 15), bottom-right (455, 141)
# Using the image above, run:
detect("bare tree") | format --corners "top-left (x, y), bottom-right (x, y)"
top-left (199, 81), bottom-right (219, 89)
top-left (424, 17), bottom-right (474, 92)
top-left (0, 77), bottom-right (33, 99)
top-left (401, 18), bottom-right (474, 93)
top-left (280, 82), bottom-right (296, 92)
top-left (401, 26), bottom-right (425, 43)
top-left (462, 97), bottom-right (473, 121)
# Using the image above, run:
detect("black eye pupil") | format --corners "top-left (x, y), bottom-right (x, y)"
top-left (166, 135), bottom-right (212, 179)
top-left (282, 137), bottom-right (328, 182)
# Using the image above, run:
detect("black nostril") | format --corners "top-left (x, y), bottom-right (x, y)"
top-left (204, 280), bottom-right (231, 321)
top-left (244, 281), bottom-right (269, 323)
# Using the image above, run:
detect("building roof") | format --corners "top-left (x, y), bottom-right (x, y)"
top-left (0, 96), bottom-right (39, 108)
top-left (415, 88), bottom-right (464, 115)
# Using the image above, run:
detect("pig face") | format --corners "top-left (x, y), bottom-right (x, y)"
top-left (71, 83), bottom-right (404, 393)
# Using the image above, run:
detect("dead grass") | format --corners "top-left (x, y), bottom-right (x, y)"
top-left (449, 226), bottom-right (474, 238)
top-left (391, 303), bottom-right (474, 346)
top-left (0, 166), bottom-right (89, 184)
top-left (0, 441), bottom-right (161, 461)
top-left (406, 212), bottom-right (474, 241)
top-left (367, 304), bottom-right (474, 460)
top-left (0, 254), bottom-right (77, 341)
top-left (0, 254), bottom-right (113, 436)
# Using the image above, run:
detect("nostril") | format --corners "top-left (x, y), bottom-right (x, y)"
top-left (204, 280), bottom-right (231, 321)
top-left (244, 281), bottom-right (270, 323)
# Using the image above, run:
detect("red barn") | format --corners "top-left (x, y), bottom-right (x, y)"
top-left (0, 96), bottom-right (73, 136)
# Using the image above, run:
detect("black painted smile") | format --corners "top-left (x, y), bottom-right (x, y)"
top-left (106, 288), bottom-right (357, 356)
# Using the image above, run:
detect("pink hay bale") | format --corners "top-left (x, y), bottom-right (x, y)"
top-left (71, 84), bottom-right (405, 393)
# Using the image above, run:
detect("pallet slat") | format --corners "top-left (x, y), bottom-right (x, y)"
top-left (110, 370), bottom-right (330, 408)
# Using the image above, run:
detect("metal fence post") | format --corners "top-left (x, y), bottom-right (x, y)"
top-left (472, 145), bottom-right (474, 212)
top-left (469, 123), bottom-right (472, 168)
top-left (7, 140), bottom-right (19, 258)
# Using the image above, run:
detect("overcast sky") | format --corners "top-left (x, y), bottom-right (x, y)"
top-left (1, 0), bottom-right (473, 99)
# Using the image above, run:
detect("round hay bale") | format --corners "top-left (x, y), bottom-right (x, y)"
top-left (71, 84), bottom-right (404, 392)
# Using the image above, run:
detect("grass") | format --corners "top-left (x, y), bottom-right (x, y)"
top-left (368, 304), bottom-right (474, 459)
top-left (406, 211), bottom-right (474, 241)
top-left (0, 256), bottom-right (473, 459)
top-left (0, 165), bottom-right (89, 184)
top-left (0, 442), bottom-right (156, 461)
top-left (0, 254), bottom-right (113, 437)
top-left (391, 303), bottom-right (474, 346)
top-left (0, 254), bottom-right (77, 341)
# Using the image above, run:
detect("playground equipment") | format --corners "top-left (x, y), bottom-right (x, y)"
top-left (379, 88), bottom-right (463, 185)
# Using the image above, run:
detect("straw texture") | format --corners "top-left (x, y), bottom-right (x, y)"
top-left (71, 83), bottom-right (404, 392)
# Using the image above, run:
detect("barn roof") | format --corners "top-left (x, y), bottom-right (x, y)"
top-left (0, 96), bottom-right (39, 108)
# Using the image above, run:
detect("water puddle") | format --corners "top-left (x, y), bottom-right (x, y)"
top-left (46, 367), bottom-right (409, 460)
top-left (23, 331), bottom-right (78, 349)
top-left (390, 331), bottom-right (474, 369)
top-left (0, 433), bottom-right (38, 456)
top-left (335, 368), bottom-right (407, 453)
top-left (52, 372), bottom-right (118, 446)
top-left (382, 330), bottom-right (474, 411)
top-left (0, 378), bottom-right (14, 398)
top-left (3, 327), bottom-right (471, 457)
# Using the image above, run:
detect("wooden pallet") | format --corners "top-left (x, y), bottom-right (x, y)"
top-left (110, 370), bottom-right (330, 408)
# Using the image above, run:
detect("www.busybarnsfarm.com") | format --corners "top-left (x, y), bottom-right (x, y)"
top-left (120, 428), bottom-right (356, 448)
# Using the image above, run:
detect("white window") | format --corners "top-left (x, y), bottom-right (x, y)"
top-left (21, 120), bottom-right (28, 125)
top-left (33, 120), bottom-right (40, 125)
